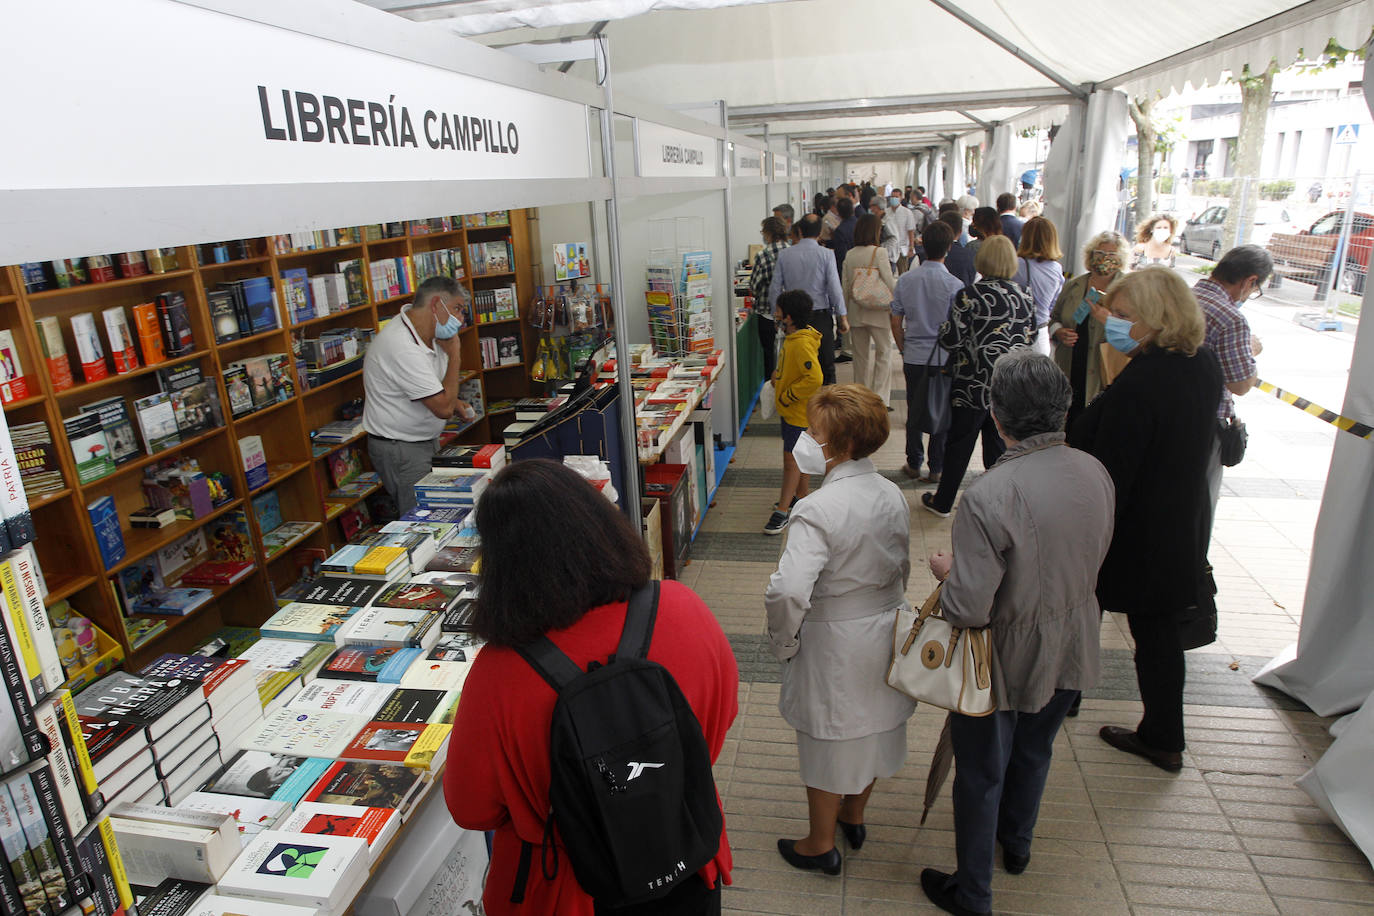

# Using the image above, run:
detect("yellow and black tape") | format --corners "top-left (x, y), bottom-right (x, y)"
top-left (1257, 380), bottom-right (1374, 440)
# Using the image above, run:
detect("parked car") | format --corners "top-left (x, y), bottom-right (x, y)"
top-left (1179, 205), bottom-right (1299, 259)
top-left (1267, 209), bottom-right (1374, 294)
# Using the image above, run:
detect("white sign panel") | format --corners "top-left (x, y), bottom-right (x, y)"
top-left (1335, 124), bottom-right (1360, 145)
top-left (733, 146), bottom-right (765, 179)
top-left (0, 0), bottom-right (591, 191)
top-left (637, 120), bottom-right (719, 178)
top-left (772, 154), bottom-right (790, 181)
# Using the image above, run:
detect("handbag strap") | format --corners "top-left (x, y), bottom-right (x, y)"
top-left (866, 246), bottom-right (880, 270)
top-left (900, 583), bottom-right (944, 655)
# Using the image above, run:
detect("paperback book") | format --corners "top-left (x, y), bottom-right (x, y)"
top-left (302, 760), bottom-right (426, 813)
top-left (200, 751), bottom-right (333, 806)
top-left (63, 412), bottom-right (115, 484)
top-left (239, 709), bottom-right (369, 759)
top-left (213, 829), bottom-right (368, 913)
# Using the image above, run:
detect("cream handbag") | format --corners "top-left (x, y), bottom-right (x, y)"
top-left (886, 583), bottom-right (997, 716)
top-left (851, 247), bottom-right (891, 309)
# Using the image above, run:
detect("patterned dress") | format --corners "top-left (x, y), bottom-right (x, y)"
top-left (939, 278), bottom-right (1036, 409)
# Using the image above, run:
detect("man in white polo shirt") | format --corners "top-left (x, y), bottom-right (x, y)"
top-left (363, 276), bottom-right (474, 516)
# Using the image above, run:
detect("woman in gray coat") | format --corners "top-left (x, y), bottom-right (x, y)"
top-left (918, 351), bottom-right (1115, 916)
top-left (765, 384), bottom-right (916, 876)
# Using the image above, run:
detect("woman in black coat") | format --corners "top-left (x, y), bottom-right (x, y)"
top-left (1068, 267), bottom-right (1222, 772)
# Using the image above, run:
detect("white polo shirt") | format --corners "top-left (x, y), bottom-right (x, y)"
top-left (887, 204), bottom-right (916, 256)
top-left (362, 310), bottom-right (449, 441)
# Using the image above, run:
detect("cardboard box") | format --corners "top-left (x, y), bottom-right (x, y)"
top-left (641, 498), bottom-right (664, 581)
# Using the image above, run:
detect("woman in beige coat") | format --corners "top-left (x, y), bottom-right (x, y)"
top-left (841, 214), bottom-right (898, 407)
top-left (1047, 230), bottom-right (1130, 426)
top-left (765, 384), bottom-right (915, 876)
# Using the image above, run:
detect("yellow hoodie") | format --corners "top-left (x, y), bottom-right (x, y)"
top-left (774, 326), bottom-right (823, 427)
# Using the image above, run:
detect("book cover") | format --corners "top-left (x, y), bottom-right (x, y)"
top-left (352, 545), bottom-right (407, 577)
top-left (374, 582), bottom-right (462, 613)
top-left (222, 365), bottom-right (254, 417)
top-left (201, 751), bottom-right (333, 806)
top-left (155, 528), bottom-right (208, 582)
top-left (32, 317), bottom-right (74, 393)
top-left (85, 495), bottom-right (126, 569)
top-left (302, 760), bottom-right (425, 812)
top-left (214, 829), bottom-right (368, 911)
top-left (79, 395), bottom-right (141, 465)
top-left (176, 791), bottom-right (289, 844)
top-left (11, 774), bottom-right (70, 911)
top-left (0, 612), bottom-right (41, 770)
top-left (341, 606), bottom-right (437, 650)
top-left (315, 646), bottom-right (418, 684)
top-left (280, 269), bottom-right (313, 324)
top-left (425, 546), bottom-right (480, 574)
top-left (397, 656), bottom-right (471, 692)
top-left (207, 511), bottom-right (253, 562)
top-left (337, 259), bottom-right (368, 306)
top-left (275, 801), bottom-right (398, 863)
top-left (286, 681), bottom-right (389, 718)
top-left (132, 392), bottom-right (181, 454)
top-left (340, 720), bottom-right (449, 769)
top-left (239, 709), bottom-right (368, 759)
top-left (371, 687), bottom-right (453, 725)
top-left (180, 559), bottom-right (254, 585)
top-left (238, 435), bottom-right (268, 490)
top-left (74, 673), bottom-right (204, 737)
top-left (285, 575), bottom-right (382, 609)
top-left (325, 447), bottom-right (361, 489)
top-left (8, 551), bottom-right (64, 693)
top-left (170, 382), bottom-right (215, 437)
top-left (241, 277), bottom-right (278, 334)
top-left (130, 301), bottom-right (168, 367)
top-left (0, 330), bottom-right (28, 405)
top-left (236, 639), bottom-right (330, 677)
top-left (251, 489), bottom-right (283, 535)
top-left (100, 307), bottom-right (140, 375)
top-left (129, 877), bottom-right (213, 916)
top-left (260, 603), bottom-right (357, 644)
top-left (0, 781), bottom-right (51, 915)
top-left (63, 412), bottom-right (115, 484)
top-left (70, 312), bottom-right (108, 383)
top-left (31, 700), bottom-right (89, 836)
top-left (156, 291), bottom-right (196, 356)
top-left (28, 763), bottom-right (89, 901)
top-left (207, 288), bottom-right (241, 343)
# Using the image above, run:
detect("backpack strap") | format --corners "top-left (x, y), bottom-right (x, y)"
top-left (516, 637), bottom-right (586, 693)
top-left (615, 581), bottom-right (661, 660)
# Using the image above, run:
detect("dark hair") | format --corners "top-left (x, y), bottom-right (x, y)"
top-left (922, 220), bottom-right (954, 260)
top-left (859, 186), bottom-right (876, 210)
top-left (473, 460), bottom-right (649, 646)
top-left (818, 194), bottom-right (834, 216)
top-left (812, 193), bottom-right (828, 216)
top-left (970, 206), bottom-right (1002, 238)
top-left (916, 186), bottom-right (925, 194)
top-left (825, 187), bottom-right (835, 195)
top-left (854, 213), bottom-right (882, 248)
top-left (798, 213), bottom-right (824, 238)
top-left (776, 289), bottom-right (814, 329)
top-left (1213, 244), bottom-right (1274, 286)
top-left (761, 216), bottom-right (787, 243)
top-left (996, 192), bottom-right (1018, 213)
top-left (939, 211), bottom-right (964, 237)
top-left (836, 198), bottom-right (855, 219)
top-left (937, 200), bottom-right (960, 214)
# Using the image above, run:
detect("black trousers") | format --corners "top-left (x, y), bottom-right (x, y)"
top-left (757, 314), bottom-right (777, 382)
top-left (1127, 611), bottom-right (1187, 752)
top-left (930, 406), bottom-right (1004, 512)
top-left (813, 310), bottom-right (837, 385)
top-left (902, 362), bottom-right (948, 474)
top-left (948, 689), bottom-right (1079, 913)
top-left (597, 875), bottom-right (721, 915)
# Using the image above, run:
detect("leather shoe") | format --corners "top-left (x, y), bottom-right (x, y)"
top-left (1099, 725), bottom-right (1183, 772)
top-left (919, 869), bottom-right (988, 916)
top-left (900, 464), bottom-right (921, 479)
top-left (776, 838), bottom-right (841, 875)
top-left (836, 819), bottom-right (866, 850)
top-left (1001, 844), bottom-right (1030, 875)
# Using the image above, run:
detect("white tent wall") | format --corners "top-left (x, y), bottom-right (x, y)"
top-left (944, 138), bottom-right (966, 201)
top-left (1041, 90), bottom-right (1129, 270)
top-left (731, 183), bottom-right (769, 263)
top-left (978, 124), bottom-right (1018, 212)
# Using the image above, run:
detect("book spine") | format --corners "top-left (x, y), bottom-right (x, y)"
top-left (0, 562), bottom-right (43, 711)
top-left (94, 818), bottom-right (131, 912)
top-left (74, 833), bottom-right (116, 916)
top-left (55, 693), bottom-right (98, 811)
top-left (0, 783), bottom-right (51, 916)
top-left (11, 553), bottom-right (61, 694)
top-left (0, 838), bottom-right (19, 916)
top-left (156, 299), bottom-right (177, 359)
top-left (31, 702), bottom-right (86, 836)
top-left (30, 765), bottom-right (90, 900)
top-left (11, 775), bottom-right (70, 911)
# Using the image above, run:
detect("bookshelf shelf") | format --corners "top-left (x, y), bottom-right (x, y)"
top-left (471, 271), bottom-right (516, 280)
top-left (459, 369), bottom-right (479, 383)
top-left (262, 520), bottom-right (325, 564)
top-left (27, 268), bottom-right (196, 299)
top-left (407, 228), bottom-right (465, 240)
top-left (2, 392), bottom-right (46, 412)
top-left (481, 363), bottom-right (526, 373)
top-left (230, 396), bottom-right (298, 425)
top-left (53, 349), bottom-right (213, 400)
top-left (373, 292), bottom-right (413, 308)
top-left (273, 242), bottom-right (364, 260)
top-left (196, 256), bottom-right (271, 271)
top-left (42, 572), bottom-right (98, 608)
top-left (475, 316), bottom-right (523, 328)
top-left (29, 488), bottom-right (72, 511)
top-left (248, 460), bottom-right (310, 498)
top-left (323, 482), bottom-right (382, 519)
top-left (290, 303), bottom-right (372, 330)
top-left (487, 405), bottom-right (517, 416)
top-left (302, 367), bottom-right (364, 398)
top-left (77, 426), bottom-right (227, 490)
top-left (105, 497), bottom-right (246, 577)
top-left (311, 430), bottom-right (367, 460)
top-left (0, 294), bottom-right (16, 304)
top-left (215, 325), bottom-right (288, 353)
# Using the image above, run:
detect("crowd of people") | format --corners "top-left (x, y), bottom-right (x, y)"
top-left (751, 179), bottom-right (1271, 915)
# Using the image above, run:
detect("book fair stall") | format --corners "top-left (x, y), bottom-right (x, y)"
top-left (0, 0), bottom-right (819, 913)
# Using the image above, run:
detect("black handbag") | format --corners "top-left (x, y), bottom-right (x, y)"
top-left (1218, 417), bottom-right (1247, 467)
top-left (1179, 563), bottom-right (1219, 650)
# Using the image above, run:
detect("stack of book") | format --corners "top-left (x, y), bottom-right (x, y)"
top-left (368, 256), bottom-right (415, 301)
top-left (411, 470), bottom-right (489, 511)
top-left (140, 654), bottom-right (263, 758)
top-left (298, 328), bottom-right (372, 389)
top-left (467, 238), bottom-right (512, 275)
top-left (472, 285), bottom-right (519, 323)
top-left (269, 228), bottom-right (361, 254)
top-left (208, 276), bottom-right (279, 344)
top-left (9, 420), bottom-right (63, 499)
top-left (195, 239), bottom-right (255, 265)
top-left (223, 353), bottom-right (295, 418)
top-left (411, 248), bottom-right (465, 286)
top-left (463, 210), bottom-right (510, 228)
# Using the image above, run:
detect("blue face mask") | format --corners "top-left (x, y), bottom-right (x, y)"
top-left (1104, 315), bottom-right (1139, 354)
top-left (434, 305), bottom-right (462, 340)
top-left (888, 197), bottom-right (901, 207)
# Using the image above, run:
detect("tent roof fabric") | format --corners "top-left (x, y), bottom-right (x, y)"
top-left (362, 0), bottom-right (1373, 157)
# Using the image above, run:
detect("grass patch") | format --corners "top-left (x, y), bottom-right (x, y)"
top-left (1192, 264), bottom-right (1215, 275)
top-left (1337, 299), bottom-right (1362, 319)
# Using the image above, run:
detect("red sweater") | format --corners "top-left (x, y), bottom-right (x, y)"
top-left (445, 580), bottom-right (739, 914)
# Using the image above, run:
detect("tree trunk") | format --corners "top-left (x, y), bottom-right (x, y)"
top-left (1222, 67), bottom-right (1275, 250)
top-left (1129, 97), bottom-right (1156, 227)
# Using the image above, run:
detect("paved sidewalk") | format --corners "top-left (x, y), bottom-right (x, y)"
top-left (694, 298), bottom-right (1373, 913)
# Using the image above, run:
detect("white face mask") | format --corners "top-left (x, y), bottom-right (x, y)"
top-left (792, 431), bottom-right (831, 476)
top-left (1152, 226), bottom-right (1171, 243)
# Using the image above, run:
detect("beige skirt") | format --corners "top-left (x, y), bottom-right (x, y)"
top-left (796, 722), bottom-right (908, 795)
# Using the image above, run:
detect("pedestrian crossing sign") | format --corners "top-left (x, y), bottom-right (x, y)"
top-left (1334, 124), bottom-right (1360, 145)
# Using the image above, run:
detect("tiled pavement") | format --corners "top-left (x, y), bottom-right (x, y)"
top-left (690, 330), bottom-right (1374, 913)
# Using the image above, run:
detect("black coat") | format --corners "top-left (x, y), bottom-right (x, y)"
top-left (1068, 347), bottom-right (1223, 615)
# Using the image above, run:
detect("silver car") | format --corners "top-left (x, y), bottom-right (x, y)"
top-left (1180, 204), bottom-right (1297, 259)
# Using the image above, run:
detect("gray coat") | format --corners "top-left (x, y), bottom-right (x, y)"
top-left (941, 433), bottom-right (1115, 713)
top-left (765, 458), bottom-right (917, 740)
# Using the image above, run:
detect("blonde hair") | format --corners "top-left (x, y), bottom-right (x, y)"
top-left (808, 384), bottom-right (889, 460)
top-left (1018, 217), bottom-right (1062, 262)
top-left (1082, 230), bottom-right (1131, 272)
top-left (974, 235), bottom-right (1018, 280)
top-left (1018, 200), bottom-right (1042, 218)
top-left (1104, 267), bottom-right (1205, 356)
top-left (1135, 213), bottom-right (1179, 244)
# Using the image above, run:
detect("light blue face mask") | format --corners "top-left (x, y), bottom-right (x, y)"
top-left (1104, 315), bottom-right (1139, 354)
top-left (888, 197), bottom-right (901, 207)
top-left (434, 304), bottom-right (462, 340)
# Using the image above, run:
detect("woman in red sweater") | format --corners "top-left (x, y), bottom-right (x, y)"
top-left (445, 459), bottom-right (738, 915)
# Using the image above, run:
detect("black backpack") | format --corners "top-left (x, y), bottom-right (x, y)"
top-left (511, 581), bottom-right (723, 908)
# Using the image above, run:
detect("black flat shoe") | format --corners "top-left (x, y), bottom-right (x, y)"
top-left (776, 838), bottom-right (841, 875)
top-left (1099, 725), bottom-right (1183, 772)
top-left (1001, 845), bottom-right (1029, 874)
top-left (920, 869), bottom-right (988, 916)
top-left (836, 819), bottom-right (866, 850)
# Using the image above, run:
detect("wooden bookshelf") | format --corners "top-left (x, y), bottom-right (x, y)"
top-left (5, 210), bottom-right (537, 667)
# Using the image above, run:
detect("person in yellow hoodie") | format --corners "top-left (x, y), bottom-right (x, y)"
top-left (767, 290), bottom-right (824, 534)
